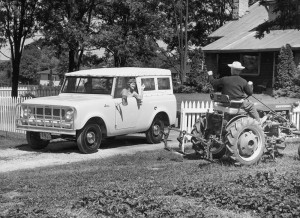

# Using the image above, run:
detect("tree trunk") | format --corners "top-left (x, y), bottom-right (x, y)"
top-left (68, 49), bottom-right (80, 72)
top-left (11, 57), bottom-right (21, 97)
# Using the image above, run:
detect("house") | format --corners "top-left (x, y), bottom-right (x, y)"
top-left (202, 0), bottom-right (300, 93)
top-left (38, 68), bottom-right (60, 86)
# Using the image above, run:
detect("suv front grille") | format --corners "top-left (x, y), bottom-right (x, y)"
top-left (16, 104), bottom-right (75, 131)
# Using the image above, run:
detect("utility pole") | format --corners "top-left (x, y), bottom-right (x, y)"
top-left (183, 0), bottom-right (188, 83)
top-left (179, 0), bottom-right (184, 84)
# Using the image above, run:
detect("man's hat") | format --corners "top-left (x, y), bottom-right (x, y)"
top-left (228, 61), bottom-right (245, 70)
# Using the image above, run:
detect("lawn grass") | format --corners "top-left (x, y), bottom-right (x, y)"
top-left (1, 141), bottom-right (300, 217)
top-left (1, 93), bottom-right (300, 217)
top-left (0, 131), bottom-right (26, 150)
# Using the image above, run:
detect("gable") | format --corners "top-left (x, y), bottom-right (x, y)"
top-left (209, 2), bottom-right (268, 39)
top-left (203, 30), bottom-right (300, 52)
top-left (203, 2), bottom-right (300, 52)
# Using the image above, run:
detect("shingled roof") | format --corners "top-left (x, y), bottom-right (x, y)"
top-left (203, 2), bottom-right (300, 53)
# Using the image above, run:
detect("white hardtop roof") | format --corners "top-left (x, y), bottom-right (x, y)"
top-left (65, 67), bottom-right (171, 77)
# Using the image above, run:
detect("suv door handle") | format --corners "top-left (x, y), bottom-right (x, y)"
top-left (104, 104), bottom-right (110, 107)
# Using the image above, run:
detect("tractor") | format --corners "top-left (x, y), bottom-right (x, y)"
top-left (163, 94), bottom-right (300, 166)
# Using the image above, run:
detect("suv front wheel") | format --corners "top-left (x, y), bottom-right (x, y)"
top-left (26, 131), bottom-right (50, 149)
top-left (146, 117), bottom-right (164, 144)
top-left (77, 122), bottom-right (102, 154)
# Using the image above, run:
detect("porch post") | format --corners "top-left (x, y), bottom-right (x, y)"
top-left (272, 51), bottom-right (276, 88)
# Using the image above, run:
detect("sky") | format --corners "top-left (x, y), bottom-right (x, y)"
top-left (0, 36), bottom-right (39, 61)
top-left (0, 44), bottom-right (12, 61)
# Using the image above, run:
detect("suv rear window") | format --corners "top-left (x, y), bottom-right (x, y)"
top-left (158, 77), bottom-right (171, 90)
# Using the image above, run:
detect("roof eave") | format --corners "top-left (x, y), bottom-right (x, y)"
top-left (204, 47), bottom-right (300, 53)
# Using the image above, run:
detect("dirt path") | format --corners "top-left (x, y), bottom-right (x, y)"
top-left (0, 133), bottom-right (181, 173)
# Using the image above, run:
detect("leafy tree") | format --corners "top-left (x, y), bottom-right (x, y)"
top-left (158, 0), bottom-right (234, 83)
top-left (188, 0), bottom-right (234, 46)
top-left (0, 60), bottom-right (11, 86)
top-left (93, 0), bottom-right (166, 67)
top-left (56, 52), bottom-right (69, 84)
top-left (38, 0), bottom-right (102, 72)
top-left (18, 40), bottom-right (60, 85)
top-left (19, 44), bottom-right (41, 84)
top-left (0, 0), bottom-right (39, 96)
top-left (81, 52), bottom-right (104, 68)
top-left (274, 44), bottom-right (299, 97)
top-left (186, 48), bottom-right (213, 93)
top-left (256, 0), bottom-right (300, 38)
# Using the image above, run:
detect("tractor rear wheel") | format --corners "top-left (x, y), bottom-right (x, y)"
top-left (225, 117), bottom-right (265, 165)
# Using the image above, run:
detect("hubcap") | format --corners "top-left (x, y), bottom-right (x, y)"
top-left (87, 131), bottom-right (96, 144)
top-left (153, 124), bottom-right (160, 136)
top-left (238, 131), bottom-right (258, 157)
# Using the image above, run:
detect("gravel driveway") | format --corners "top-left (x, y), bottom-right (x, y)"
top-left (0, 132), bottom-right (180, 173)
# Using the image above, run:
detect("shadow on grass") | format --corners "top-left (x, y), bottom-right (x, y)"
top-left (164, 146), bottom-right (235, 167)
top-left (12, 134), bottom-right (150, 154)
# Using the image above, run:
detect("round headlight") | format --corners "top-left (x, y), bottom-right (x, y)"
top-left (23, 108), bottom-right (32, 119)
top-left (65, 109), bottom-right (74, 121)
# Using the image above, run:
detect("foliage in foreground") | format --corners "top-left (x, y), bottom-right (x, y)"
top-left (1, 143), bottom-right (300, 217)
top-left (5, 170), bottom-right (300, 218)
top-left (170, 171), bottom-right (300, 218)
top-left (71, 189), bottom-right (204, 218)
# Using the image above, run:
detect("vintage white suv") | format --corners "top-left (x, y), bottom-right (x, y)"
top-left (16, 68), bottom-right (177, 153)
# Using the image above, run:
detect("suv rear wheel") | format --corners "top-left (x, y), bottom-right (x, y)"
top-left (77, 123), bottom-right (102, 154)
top-left (146, 117), bottom-right (164, 144)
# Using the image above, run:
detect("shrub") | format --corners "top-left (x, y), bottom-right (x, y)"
top-left (20, 92), bottom-right (36, 98)
top-left (186, 49), bottom-right (213, 93)
top-left (274, 44), bottom-right (300, 97)
top-left (173, 84), bottom-right (197, 93)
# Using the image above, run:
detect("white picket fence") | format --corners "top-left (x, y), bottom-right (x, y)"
top-left (180, 101), bottom-right (214, 133)
top-left (2, 97), bottom-right (300, 137)
top-left (180, 100), bottom-right (300, 136)
top-left (0, 87), bottom-right (30, 97)
top-left (0, 97), bottom-right (31, 134)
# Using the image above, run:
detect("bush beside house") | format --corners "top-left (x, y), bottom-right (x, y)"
top-left (274, 44), bottom-right (300, 98)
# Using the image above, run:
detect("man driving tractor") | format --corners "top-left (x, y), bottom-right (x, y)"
top-left (207, 61), bottom-right (260, 123)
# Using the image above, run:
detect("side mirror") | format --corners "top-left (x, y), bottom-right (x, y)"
top-left (122, 95), bottom-right (128, 106)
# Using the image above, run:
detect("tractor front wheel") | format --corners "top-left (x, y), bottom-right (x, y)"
top-left (225, 117), bottom-right (265, 165)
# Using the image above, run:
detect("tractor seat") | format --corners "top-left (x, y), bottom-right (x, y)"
top-left (210, 94), bottom-right (246, 114)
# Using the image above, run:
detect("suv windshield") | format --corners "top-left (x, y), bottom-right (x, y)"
top-left (61, 77), bottom-right (113, 94)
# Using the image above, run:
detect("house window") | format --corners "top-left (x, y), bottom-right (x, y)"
top-left (240, 53), bottom-right (260, 76)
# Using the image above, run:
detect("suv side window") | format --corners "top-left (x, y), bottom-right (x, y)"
top-left (141, 78), bottom-right (155, 91)
top-left (158, 77), bottom-right (171, 90)
top-left (114, 77), bottom-right (138, 98)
